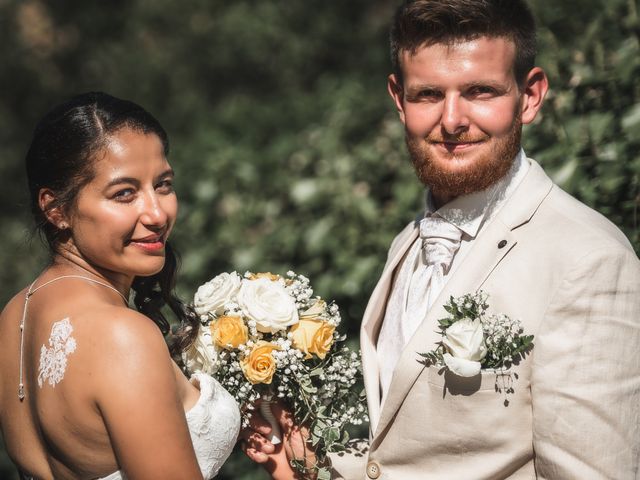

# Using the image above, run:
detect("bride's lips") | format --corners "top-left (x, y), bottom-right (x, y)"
top-left (129, 234), bottom-right (166, 252)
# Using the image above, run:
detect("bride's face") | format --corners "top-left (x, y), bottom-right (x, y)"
top-left (64, 128), bottom-right (178, 281)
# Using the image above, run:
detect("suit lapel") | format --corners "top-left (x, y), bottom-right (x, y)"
top-left (371, 160), bottom-right (554, 442)
top-left (360, 222), bottom-right (418, 434)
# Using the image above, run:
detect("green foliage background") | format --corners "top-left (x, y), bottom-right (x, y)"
top-left (0, 0), bottom-right (638, 478)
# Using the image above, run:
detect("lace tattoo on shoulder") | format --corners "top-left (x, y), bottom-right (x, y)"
top-left (38, 318), bottom-right (77, 388)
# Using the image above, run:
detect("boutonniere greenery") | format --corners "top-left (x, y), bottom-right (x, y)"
top-left (420, 291), bottom-right (533, 401)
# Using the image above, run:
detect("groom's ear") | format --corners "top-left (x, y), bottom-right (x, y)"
top-left (519, 67), bottom-right (549, 125)
top-left (387, 74), bottom-right (406, 124)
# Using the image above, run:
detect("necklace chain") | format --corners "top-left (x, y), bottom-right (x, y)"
top-left (18, 275), bottom-right (129, 401)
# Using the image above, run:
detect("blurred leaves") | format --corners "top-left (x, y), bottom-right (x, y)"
top-left (529, 0), bottom-right (640, 242)
top-left (0, 0), bottom-right (638, 477)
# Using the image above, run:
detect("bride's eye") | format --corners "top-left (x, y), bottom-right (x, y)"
top-left (113, 188), bottom-right (136, 202)
top-left (156, 179), bottom-right (174, 193)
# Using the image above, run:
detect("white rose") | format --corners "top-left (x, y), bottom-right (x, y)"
top-left (237, 278), bottom-right (299, 333)
top-left (443, 353), bottom-right (482, 377)
top-left (442, 318), bottom-right (487, 377)
top-left (193, 272), bottom-right (241, 316)
top-left (181, 324), bottom-right (221, 375)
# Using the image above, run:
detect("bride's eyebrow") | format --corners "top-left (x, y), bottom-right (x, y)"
top-left (104, 169), bottom-right (174, 189)
top-left (105, 177), bottom-right (140, 189)
top-left (156, 168), bottom-right (175, 181)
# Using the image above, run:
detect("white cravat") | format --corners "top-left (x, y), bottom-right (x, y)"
top-left (410, 216), bottom-right (463, 329)
top-left (377, 214), bottom-right (462, 402)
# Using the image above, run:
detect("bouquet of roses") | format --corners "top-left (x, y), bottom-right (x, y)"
top-left (182, 270), bottom-right (368, 478)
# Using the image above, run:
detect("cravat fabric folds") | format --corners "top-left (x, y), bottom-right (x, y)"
top-left (405, 215), bottom-right (463, 338)
top-left (377, 215), bottom-right (462, 403)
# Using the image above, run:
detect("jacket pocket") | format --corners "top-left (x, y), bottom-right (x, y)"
top-left (426, 364), bottom-right (513, 393)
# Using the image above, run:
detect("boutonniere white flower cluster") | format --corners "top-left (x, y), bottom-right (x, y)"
top-left (420, 291), bottom-right (533, 395)
top-left (184, 270), bottom-right (367, 480)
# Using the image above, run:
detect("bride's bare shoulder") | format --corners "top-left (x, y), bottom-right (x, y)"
top-left (79, 306), bottom-right (179, 412)
top-left (76, 306), bottom-right (171, 370)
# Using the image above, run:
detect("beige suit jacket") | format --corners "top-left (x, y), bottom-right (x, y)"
top-left (331, 160), bottom-right (640, 479)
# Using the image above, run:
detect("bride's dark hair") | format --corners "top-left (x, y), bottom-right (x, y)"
top-left (25, 91), bottom-right (198, 347)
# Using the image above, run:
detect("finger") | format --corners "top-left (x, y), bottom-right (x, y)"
top-left (238, 430), bottom-right (276, 454)
top-left (240, 436), bottom-right (274, 461)
top-left (244, 409), bottom-right (276, 436)
top-left (244, 446), bottom-right (270, 464)
top-left (240, 423), bottom-right (273, 440)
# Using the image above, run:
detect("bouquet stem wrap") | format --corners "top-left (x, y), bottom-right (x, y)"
top-left (259, 392), bottom-right (282, 445)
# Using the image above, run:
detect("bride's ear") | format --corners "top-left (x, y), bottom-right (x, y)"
top-left (39, 188), bottom-right (70, 230)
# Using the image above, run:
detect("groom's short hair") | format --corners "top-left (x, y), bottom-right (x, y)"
top-left (390, 0), bottom-right (537, 86)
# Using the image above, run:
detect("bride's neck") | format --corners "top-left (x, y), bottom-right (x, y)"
top-left (50, 251), bottom-right (133, 299)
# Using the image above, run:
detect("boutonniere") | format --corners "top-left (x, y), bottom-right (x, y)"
top-left (419, 291), bottom-right (533, 400)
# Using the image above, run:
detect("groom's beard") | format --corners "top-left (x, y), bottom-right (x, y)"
top-left (406, 116), bottom-right (523, 199)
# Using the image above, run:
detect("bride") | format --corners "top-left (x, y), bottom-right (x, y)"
top-left (0, 92), bottom-right (297, 479)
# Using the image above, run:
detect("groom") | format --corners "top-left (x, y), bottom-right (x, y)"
top-left (328, 0), bottom-right (640, 478)
top-left (245, 0), bottom-right (640, 478)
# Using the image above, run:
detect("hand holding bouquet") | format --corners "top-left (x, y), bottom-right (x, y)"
top-left (182, 271), bottom-right (368, 478)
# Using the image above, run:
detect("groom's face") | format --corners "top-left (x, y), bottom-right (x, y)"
top-left (388, 36), bottom-right (537, 200)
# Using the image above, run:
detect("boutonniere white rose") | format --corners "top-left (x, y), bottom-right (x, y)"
top-left (441, 318), bottom-right (487, 377)
top-left (420, 291), bottom-right (533, 398)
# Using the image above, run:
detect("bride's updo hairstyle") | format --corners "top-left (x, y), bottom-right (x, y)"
top-left (25, 92), bottom-right (197, 341)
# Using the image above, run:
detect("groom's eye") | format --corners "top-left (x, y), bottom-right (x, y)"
top-left (407, 88), bottom-right (442, 102)
top-left (466, 85), bottom-right (501, 99)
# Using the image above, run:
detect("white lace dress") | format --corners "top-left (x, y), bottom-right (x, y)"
top-left (96, 372), bottom-right (240, 480)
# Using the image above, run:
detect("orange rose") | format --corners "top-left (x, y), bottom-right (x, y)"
top-left (241, 341), bottom-right (280, 384)
top-left (290, 318), bottom-right (335, 360)
top-left (210, 316), bottom-right (248, 349)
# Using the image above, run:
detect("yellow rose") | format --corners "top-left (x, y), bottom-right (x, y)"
top-left (210, 316), bottom-right (248, 349)
top-left (247, 272), bottom-right (281, 281)
top-left (300, 299), bottom-right (326, 319)
top-left (241, 341), bottom-right (280, 384)
top-left (290, 318), bottom-right (335, 360)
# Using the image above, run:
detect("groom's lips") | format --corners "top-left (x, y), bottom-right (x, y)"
top-left (431, 139), bottom-right (486, 153)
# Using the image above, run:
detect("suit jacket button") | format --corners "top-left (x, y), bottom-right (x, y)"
top-left (367, 461), bottom-right (381, 479)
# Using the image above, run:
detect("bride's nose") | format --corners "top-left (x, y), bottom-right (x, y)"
top-left (139, 192), bottom-right (169, 227)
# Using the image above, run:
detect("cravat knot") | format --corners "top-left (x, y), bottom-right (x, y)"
top-left (419, 215), bottom-right (462, 271)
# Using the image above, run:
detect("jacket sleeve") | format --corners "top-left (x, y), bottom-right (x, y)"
top-left (531, 246), bottom-right (640, 479)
